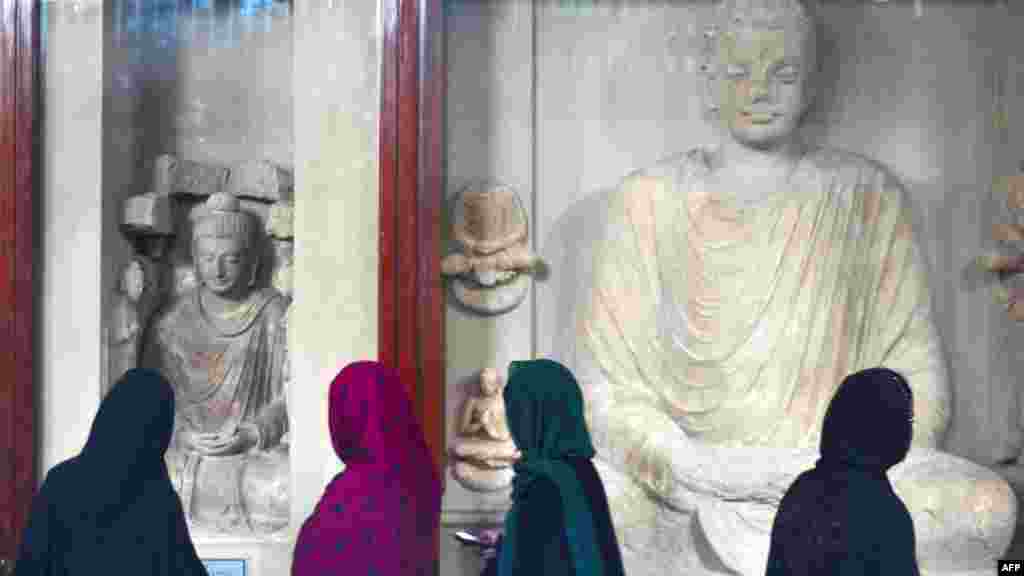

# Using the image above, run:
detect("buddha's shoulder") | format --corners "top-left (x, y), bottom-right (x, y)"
top-left (612, 149), bottom-right (707, 204)
top-left (803, 146), bottom-right (903, 191)
top-left (259, 289), bottom-right (289, 322)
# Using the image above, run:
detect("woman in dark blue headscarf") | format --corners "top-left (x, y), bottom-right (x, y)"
top-left (765, 366), bottom-right (920, 575)
top-left (489, 358), bottom-right (625, 576)
top-left (14, 368), bottom-right (206, 576)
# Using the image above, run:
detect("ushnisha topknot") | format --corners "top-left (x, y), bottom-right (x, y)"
top-left (193, 192), bottom-right (254, 247)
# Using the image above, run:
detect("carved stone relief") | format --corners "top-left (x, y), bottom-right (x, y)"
top-left (113, 154), bottom-right (294, 535)
top-left (975, 173), bottom-right (1024, 321)
top-left (449, 368), bottom-right (520, 492)
top-left (442, 182), bottom-right (540, 315)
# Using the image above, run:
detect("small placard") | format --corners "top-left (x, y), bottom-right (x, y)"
top-left (202, 558), bottom-right (247, 576)
top-left (999, 560), bottom-right (1024, 573)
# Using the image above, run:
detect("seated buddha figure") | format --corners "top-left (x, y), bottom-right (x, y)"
top-left (575, 0), bottom-right (1017, 574)
top-left (142, 192), bottom-right (290, 534)
top-left (450, 368), bottom-right (521, 492)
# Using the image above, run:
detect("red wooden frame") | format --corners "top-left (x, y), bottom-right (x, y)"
top-left (378, 0), bottom-right (445, 491)
top-left (0, 0), bottom-right (37, 564)
top-left (379, 1), bottom-right (444, 571)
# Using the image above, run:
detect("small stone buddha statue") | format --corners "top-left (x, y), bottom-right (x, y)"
top-left (450, 368), bottom-right (521, 492)
top-left (142, 192), bottom-right (290, 534)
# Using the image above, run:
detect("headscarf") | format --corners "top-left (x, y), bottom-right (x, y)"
top-left (498, 358), bottom-right (626, 576)
top-left (765, 367), bottom-right (919, 575)
top-left (15, 368), bottom-right (206, 576)
top-left (818, 367), bottom-right (914, 473)
top-left (292, 361), bottom-right (441, 576)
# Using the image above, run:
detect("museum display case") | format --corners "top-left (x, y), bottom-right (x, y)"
top-left (2, 0), bottom-right (393, 573)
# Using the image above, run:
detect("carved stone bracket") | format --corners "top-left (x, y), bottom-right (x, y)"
top-left (441, 182), bottom-right (541, 316)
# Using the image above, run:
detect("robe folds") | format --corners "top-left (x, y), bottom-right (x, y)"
top-left (583, 146), bottom-right (948, 455)
top-left (144, 287), bottom-right (289, 452)
top-left (573, 147), bottom-right (1018, 575)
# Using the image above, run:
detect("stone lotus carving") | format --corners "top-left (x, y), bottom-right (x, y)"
top-left (449, 368), bottom-right (520, 492)
top-left (442, 183), bottom-right (540, 315)
top-left (114, 154), bottom-right (294, 535)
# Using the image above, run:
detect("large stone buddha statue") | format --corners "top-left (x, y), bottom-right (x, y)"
top-left (576, 0), bottom-right (1017, 574)
top-left (142, 192), bottom-right (290, 534)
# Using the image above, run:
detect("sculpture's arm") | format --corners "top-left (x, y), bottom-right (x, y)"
top-left (250, 298), bottom-right (289, 450)
top-left (251, 397), bottom-right (287, 450)
top-left (862, 171), bottom-right (950, 448)
top-left (582, 361), bottom-right (811, 510)
top-left (459, 399), bottom-right (482, 435)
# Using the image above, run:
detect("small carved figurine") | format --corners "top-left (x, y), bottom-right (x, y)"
top-left (109, 259), bottom-right (148, 385)
top-left (450, 368), bottom-right (520, 492)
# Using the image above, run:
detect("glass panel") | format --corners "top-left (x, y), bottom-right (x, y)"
top-left (440, 1), bottom-right (1024, 574)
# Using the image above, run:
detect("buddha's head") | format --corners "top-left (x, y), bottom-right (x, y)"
top-left (480, 368), bottom-right (501, 397)
top-left (192, 193), bottom-right (259, 300)
top-left (710, 0), bottom-right (819, 149)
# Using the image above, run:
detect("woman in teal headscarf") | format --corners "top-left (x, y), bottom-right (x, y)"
top-left (490, 358), bottom-right (626, 576)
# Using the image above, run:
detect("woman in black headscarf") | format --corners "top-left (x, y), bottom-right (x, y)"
top-left (14, 368), bottom-right (207, 576)
top-left (765, 366), bottom-right (920, 576)
top-left (486, 358), bottom-right (625, 576)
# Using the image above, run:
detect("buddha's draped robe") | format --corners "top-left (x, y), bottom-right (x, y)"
top-left (577, 147), bottom-right (1013, 575)
top-left (585, 147), bottom-right (948, 451)
top-left (141, 286), bottom-right (290, 533)
top-left (144, 287), bottom-right (289, 452)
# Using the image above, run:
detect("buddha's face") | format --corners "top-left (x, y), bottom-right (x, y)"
top-left (195, 235), bottom-right (251, 298)
top-left (480, 369), bottom-right (500, 397)
top-left (716, 23), bottom-right (813, 149)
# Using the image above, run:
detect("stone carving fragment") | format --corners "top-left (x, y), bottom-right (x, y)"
top-left (228, 160), bottom-right (294, 202)
top-left (442, 182), bottom-right (540, 315)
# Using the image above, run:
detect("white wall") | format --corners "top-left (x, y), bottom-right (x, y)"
top-left (39, 0), bottom-right (105, 482)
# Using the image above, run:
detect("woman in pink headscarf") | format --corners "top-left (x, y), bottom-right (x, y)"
top-left (292, 361), bottom-right (442, 576)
